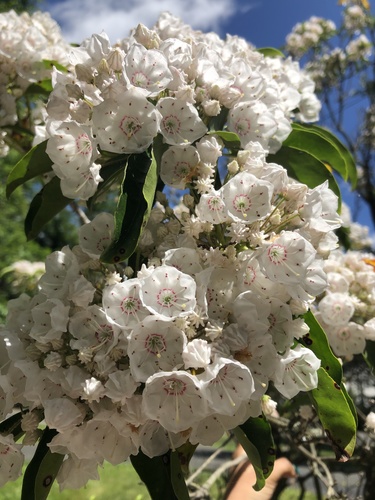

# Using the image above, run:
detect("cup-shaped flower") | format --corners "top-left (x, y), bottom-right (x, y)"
top-left (222, 171), bottom-right (273, 224)
top-left (92, 87), bottom-right (161, 153)
top-left (204, 357), bottom-right (255, 416)
top-left (258, 231), bottom-right (316, 285)
top-left (103, 279), bottom-right (149, 329)
top-left (78, 213), bottom-right (114, 259)
top-left (0, 434), bottom-right (24, 487)
top-left (326, 322), bottom-right (366, 358)
top-left (142, 370), bottom-right (208, 433)
top-left (318, 292), bottom-right (355, 327)
top-left (43, 397), bottom-right (85, 433)
top-left (139, 265), bottom-right (196, 319)
top-left (124, 43), bottom-right (173, 96)
top-left (128, 316), bottom-right (186, 382)
top-left (273, 345), bottom-right (321, 398)
top-left (160, 145), bottom-right (199, 188)
top-left (156, 97), bottom-right (208, 146)
top-left (195, 189), bottom-right (229, 224)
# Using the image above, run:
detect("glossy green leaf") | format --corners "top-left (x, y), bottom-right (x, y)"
top-left (42, 59), bottom-right (69, 72)
top-left (22, 428), bottom-right (64, 500)
top-left (257, 47), bottom-right (285, 58)
top-left (232, 415), bottom-right (275, 491)
top-left (6, 141), bottom-right (53, 198)
top-left (286, 123), bottom-right (357, 188)
top-left (87, 154), bottom-right (127, 210)
top-left (24, 80), bottom-right (53, 97)
top-left (0, 411), bottom-right (25, 441)
top-left (208, 130), bottom-right (241, 150)
top-left (130, 450), bottom-right (178, 500)
top-left (268, 146), bottom-right (341, 207)
top-left (238, 415), bottom-right (276, 480)
top-left (175, 442), bottom-right (198, 476)
top-left (100, 150), bottom-right (158, 263)
top-left (310, 368), bottom-right (357, 462)
top-left (364, 339), bottom-right (375, 375)
top-left (25, 177), bottom-right (71, 240)
top-left (301, 310), bottom-right (343, 385)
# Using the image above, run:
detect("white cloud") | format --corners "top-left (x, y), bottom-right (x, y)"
top-left (45, 0), bottom-right (249, 44)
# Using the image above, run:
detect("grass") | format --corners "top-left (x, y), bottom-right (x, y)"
top-left (0, 461), bottom-right (317, 500)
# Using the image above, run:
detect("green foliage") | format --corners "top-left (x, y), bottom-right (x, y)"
top-left (364, 340), bottom-right (375, 375)
top-left (100, 150), bottom-right (158, 263)
top-left (257, 47), bottom-right (285, 58)
top-left (233, 415), bottom-right (275, 490)
top-left (299, 311), bottom-right (357, 461)
top-left (0, 0), bottom-right (39, 13)
top-left (22, 428), bottom-right (64, 500)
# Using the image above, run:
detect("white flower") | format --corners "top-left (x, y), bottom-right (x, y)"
top-left (128, 316), bottom-right (186, 382)
top-left (318, 292), bottom-right (355, 327)
top-left (160, 145), bottom-right (199, 188)
top-left (44, 398), bottom-right (85, 432)
top-left (274, 345), bottom-right (321, 398)
top-left (140, 265), bottom-right (196, 319)
top-left (124, 43), bottom-right (173, 96)
top-left (103, 279), bottom-right (149, 329)
top-left (78, 213), bottom-right (114, 259)
top-left (142, 370), bottom-right (208, 433)
top-left (56, 456), bottom-right (100, 491)
top-left (92, 86), bottom-right (161, 153)
top-left (195, 189), bottom-right (228, 224)
top-left (365, 412), bottom-right (375, 433)
top-left (0, 434), bottom-right (24, 487)
top-left (156, 97), bottom-right (208, 146)
top-left (182, 339), bottom-right (211, 369)
top-left (205, 357), bottom-right (255, 416)
top-left (221, 171), bottom-right (273, 224)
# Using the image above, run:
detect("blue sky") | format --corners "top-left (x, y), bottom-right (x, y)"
top-left (40, 0), bottom-right (375, 237)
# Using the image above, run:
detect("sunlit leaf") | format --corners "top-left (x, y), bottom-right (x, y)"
top-left (232, 415), bottom-right (275, 491)
top-left (22, 428), bottom-right (64, 500)
top-left (25, 177), bottom-right (71, 240)
top-left (364, 339), bottom-right (375, 375)
top-left (100, 150), bottom-right (158, 263)
top-left (170, 450), bottom-right (190, 500)
top-left (257, 47), bottom-right (285, 58)
top-left (208, 130), bottom-right (241, 150)
top-left (310, 368), bottom-right (357, 461)
top-left (6, 141), bottom-right (53, 198)
top-left (268, 146), bottom-right (341, 207)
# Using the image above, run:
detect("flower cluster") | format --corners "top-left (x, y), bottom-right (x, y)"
top-left (314, 250), bottom-right (375, 360)
top-left (285, 16), bottom-right (336, 58)
top-left (40, 12), bottom-right (321, 199)
top-left (0, 12), bottom-right (340, 491)
top-left (0, 10), bottom-right (71, 156)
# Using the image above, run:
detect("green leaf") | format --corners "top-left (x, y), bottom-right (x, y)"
top-left (42, 59), bottom-right (69, 73)
top-left (207, 130), bottom-right (241, 150)
top-left (25, 177), bottom-right (71, 240)
top-left (100, 150), bottom-right (158, 263)
top-left (268, 146), bottom-right (341, 207)
top-left (6, 141), bottom-right (53, 198)
top-left (310, 368), bottom-right (357, 462)
top-left (257, 47), bottom-right (285, 58)
top-left (24, 80), bottom-right (53, 97)
top-left (285, 123), bottom-right (357, 188)
top-left (87, 154), bottom-right (127, 211)
top-left (170, 450), bottom-right (190, 500)
top-left (0, 411), bottom-right (25, 441)
top-left (232, 415), bottom-right (275, 491)
top-left (130, 450), bottom-right (178, 500)
top-left (364, 339), bottom-right (375, 375)
top-left (300, 310), bottom-right (343, 385)
top-left (175, 442), bottom-right (198, 476)
top-left (22, 428), bottom-right (64, 500)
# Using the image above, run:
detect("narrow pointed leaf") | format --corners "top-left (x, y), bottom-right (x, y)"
top-left (6, 141), bottom-right (53, 198)
top-left (22, 428), bottom-right (64, 500)
top-left (300, 310), bottom-right (343, 385)
top-left (131, 450), bottom-right (178, 500)
top-left (170, 450), bottom-right (190, 500)
top-left (25, 177), bottom-right (71, 240)
top-left (100, 150), bottom-right (158, 263)
top-left (24, 80), bottom-right (53, 97)
top-left (268, 146), bottom-right (341, 207)
top-left (310, 368), bottom-right (357, 462)
top-left (87, 154), bottom-right (127, 211)
top-left (233, 415), bottom-right (275, 491)
top-left (0, 411), bottom-right (25, 441)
